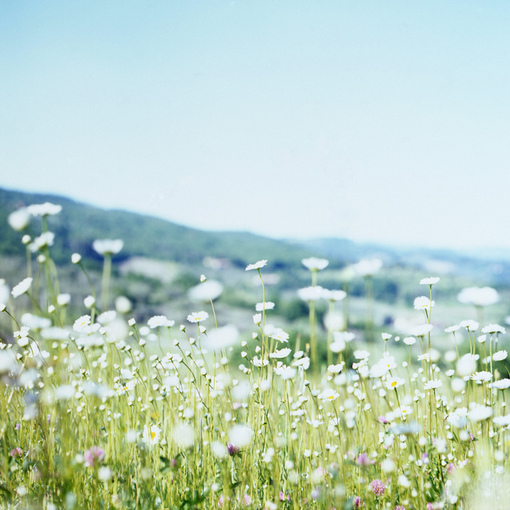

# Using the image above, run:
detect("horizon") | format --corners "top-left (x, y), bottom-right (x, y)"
top-left (2, 2), bottom-right (510, 250)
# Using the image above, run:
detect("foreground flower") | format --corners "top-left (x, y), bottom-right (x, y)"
top-left (27, 202), bottom-right (62, 217)
top-left (245, 260), bottom-right (267, 271)
top-left (420, 277), bottom-right (440, 285)
top-left (369, 479), bottom-right (385, 496)
top-left (11, 277), bottom-right (32, 298)
top-left (228, 425), bottom-right (253, 448)
top-left (8, 208), bottom-right (30, 231)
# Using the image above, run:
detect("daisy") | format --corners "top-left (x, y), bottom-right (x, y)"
top-left (245, 260), bottom-right (267, 271)
top-left (420, 277), bottom-right (440, 285)
top-left (142, 424), bottom-right (161, 445)
top-left (301, 257), bottom-right (329, 271)
top-left (187, 311), bottom-right (209, 323)
top-left (11, 277), bottom-right (32, 298)
top-left (92, 239), bottom-right (124, 256)
top-left (148, 315), bottom-right (175, 328)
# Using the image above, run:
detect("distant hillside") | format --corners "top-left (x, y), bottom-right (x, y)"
top-left (0, 187), bottom-right (316, 268)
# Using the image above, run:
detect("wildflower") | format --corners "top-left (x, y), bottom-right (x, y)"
top-left (84, 446), bottom-right (106, 467)
top-left (10, 447), bottom-right (23, 458)
top-left (467, 404), bottom-right (493, 422)
top-left (273, 364), bottom-right (296, 380)
top-left (411, 324), bottom-right (433, 337)
top-left (356, 453), bottom-right (370, 466)
top-left (187, 311), bottom-right (209, 323)
top-left (27, 202), bottom-right (62, 216)
top-left (11, 277), bottom-right (32, 298)
top-left (491, 379), bottom-right (510, 390)
top-left (292, 356), bottom-right (310, 370)
top-left (97, 466), bottom-right (113, 482)
top-left (148, 315), bottom-right (174, 328)
top-left (482, 324), bottom-right (506, 335)
top-left (328, 363), bottom-right (344, 374)
top-left (322, 289), bottom-right (347, 301)
top-left (245, 260), bottom-right (267, 271)
top-left (458, 286), bottom-right (499, 307)
top-left (172, 424), bottom-right (194, 449)
top-left (84, 295), bottom-right (95, 308)
top-left (255, 302), bottom-right (275, 312)
top-left (205, 325), bottom-right (239, 351)
top-left (318, 388), bottom-right (340, 402)
top-left (459, 319), bottom-right (479, 331)
top-left (302, 257), bottom-right (329, 271)
top-left (414, 296), bottom-right (434, 310)
top-left (8, 208), bottom-right (30, 230)
top-left (424, 379), bottom-right (442, 390)
top-left (456, 353), bottom-right (478, 377)
top-left (71, 253), bottom-right (82, 264)
top-left (270, 348), bottom-right (291, 359)
top-left (211, 441), bottom-right (228, 459)
top-left (228, 425), bottom-right (253, 448)
top-left (92, 239), bottom-right (124, 255)
top-left (142, 424), bottom-right (161, 445)
top-left (385, 376), bottom-right (405, 390)
top-left (444, 325), bottom-right (460, 333)
top-left (471, 371), bottom-right (492, 383)
top-left (265, 325), bottom-right (289, 342)
top-left (353, 350), bottom-right (370, 359)
top-left (420, 277), bottom-right (440, 285)
top-left (115, 296), bottom-right (131, 313)
top-left (403, 336), bottom-right (416, 346)
top-left (253, 313), bottom-right (262, 325)
top-left (398, 474), bottom-right (411, 488)
top-left (297, 286), bottom-right (324, 301)
top-left (355, 258), bottom-right (383, 277)
top-left (29, 232), bottom-right (55, 252)
top-left (188, 280), bottom-right (223, 301)
top-left (493, 350), bottom-right (508, 361)
top-left (369, 479), bottom-right (385, 496)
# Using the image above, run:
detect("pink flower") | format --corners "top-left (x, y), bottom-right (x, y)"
top-left (447, 463), bottom-right (455, 475)
top-left (9, 447), bottom-right (23, 458)
top-left (356, 453), bottom-right (370, 466)
top-left (241, 494), bottom-right (251, 506)
top-left (84, 446), bottom-right (105, 467)
top-left (369, 479), bottom-right (385, 497)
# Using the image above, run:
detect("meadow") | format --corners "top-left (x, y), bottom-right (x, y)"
top-left (1, 202), bottom-right (510, 509)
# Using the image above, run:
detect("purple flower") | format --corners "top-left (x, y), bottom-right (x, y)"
top-left (84, 446), bottom-right (105, 467)
top-left (356, 453), bottom-right (370, 466)
top-left (9, 447), bottom-right (23, 458)
top-left (378, 415), bottom-right (388, 424)
top-left (369, 479), bottom-right (385, 497)
top-left (227, 442), bottom-right (240, 456)
top-left (353, 496), bottom-right (361, 508)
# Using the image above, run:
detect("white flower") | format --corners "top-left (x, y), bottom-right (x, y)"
top-left (187, 311), bottom-right (209, 323)
top-left (467, 404), bottom-right (493, 422)
top-left (493, 414), bottom-right (510, 426)
top-left (115, 296), bottom-right (131, 313)
top-left (252, 357), bottom-right (269, 367)
top-left (318, 388), bottom-right (339, 401)
top-left (414, 296), bottom-right (434, 311)
top-left (420, 277), bottom-right (440, 285)
top-left (73, 315), bottom-right (91, 332)
top-left (321, 289), bottom-right (347, 301)
top-left (8, 208), bottom-right (30, 231)
top-left (353, 350), bottom-right (370, 359)
top-left (147, 315), bottom-right (175, 328)
top-left (228, 425), bottom-right (253, 448)
top-left (458, 287), bottom-right (499, 307)
top-left (172, 424), bottom-right (195, 449)
top-left (57, 293), bottom-right (71, 306)
top-left (253, 313), bottom-right (262, 325)
top-left (491, 379), bottom-right (510, 390)
top-left (354, 258), bottom-right (383, 277)
top-left (385, 376), bottom-right (405, 390)
top-left (424, 379), bottom-right (443, 390)
top-left (142, 424), bottom-right (162, 445)
top-left (98, 467), bottom-right (113, 482)
top-left (84, 295), bottom-right (95, 309)
top-left (493, 350), bottom-right (508, 361)
top-left (297, 286), bottom-right (324, 302)
top-left (329, 338), bottom-right (345, 353)
top-left (456, 353), bottom-right (479, 377)
top-left (273, 364), bottom-right (296, 380)
top-left (292, 356), bottom-right (310, 370)
top-left (445, 325), bottom-right (460, 333)
top-left (245, 260), bottom-right (267, 271)
top-left (11, 277), bottom-right (32, 298)
top-left (27, 202), bottom-right (62, 217)
top-left (29, 232), bottom-right (55, 252)
top-left (188, 280), bottom-right (223, 302)
top-left (398, 474), bottom-right (411, 488)
top-left (255, 302), bottom-right (275, 312)
top-left (71, 253), bottom-right (82, 264)
top-left (204, 325), bottom-right (239, 351)
top-left (211, 441), bottom-right (228, 459)
top-left (21, 313), bottom-right (51, 330)
top-left (411, 324), bottom-right (433, 337)
top-left (471, 371), bottom-right (492, 383)
top-left (270, 348), bottom-right (291, 359)
top-left (482, 324), bottom-right (506, 335)
top-left (92, 239), bottom-right (124, 256)
top-left (403, 336), bottom-right (416, 346)
top-left (328, 363), bottom-right (344, 374)
top-left (302, 257), bottom-right (329, 271)
top-left (0, 350), bottom-right (18, 375)
top-left (459, 319), bottom-right (479, 331)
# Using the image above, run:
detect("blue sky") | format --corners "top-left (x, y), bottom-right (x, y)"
top-left (1, 1), bottom-right (510, 248)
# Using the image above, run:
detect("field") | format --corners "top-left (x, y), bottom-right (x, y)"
top-left (1, 201), bottom-right (510, 509)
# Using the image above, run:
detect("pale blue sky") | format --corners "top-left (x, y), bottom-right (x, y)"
top-left (1, 1), bottom-right (510, 248)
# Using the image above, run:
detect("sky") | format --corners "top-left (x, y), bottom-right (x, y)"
top-left (1, 1), bottom-right (510, 249)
